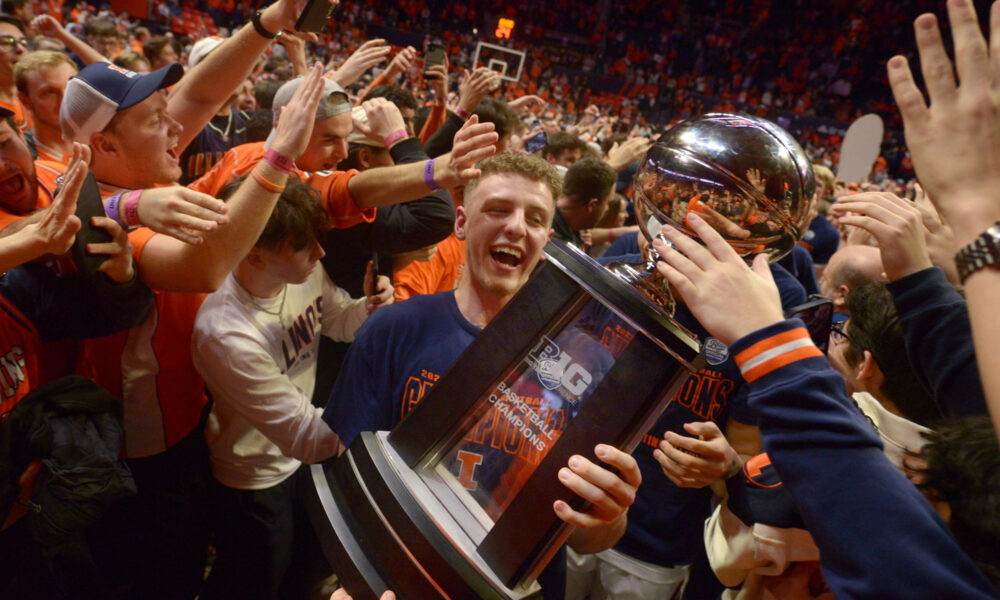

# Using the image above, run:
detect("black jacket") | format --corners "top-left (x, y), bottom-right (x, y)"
top-left (0, 376), bottom-right (135, 600)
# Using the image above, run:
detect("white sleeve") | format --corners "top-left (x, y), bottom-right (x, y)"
top-left (193, 327), bottom-right (341, 464)
top-left (320, 269), bottom-right (368, 342)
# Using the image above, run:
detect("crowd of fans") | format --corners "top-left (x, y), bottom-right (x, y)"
top-left (3, 0), bottom-right (934, 180)
top-left (0, 0), bottom-right (999, 600)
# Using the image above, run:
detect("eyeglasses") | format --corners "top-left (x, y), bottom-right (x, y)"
top-left (0, 35), bottom-right (27, 50)
top-left (830, 322), bottom-right (853, 346)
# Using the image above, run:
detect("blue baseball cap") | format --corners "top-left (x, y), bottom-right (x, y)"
top-left (60, 61), bottom-right (184, 144)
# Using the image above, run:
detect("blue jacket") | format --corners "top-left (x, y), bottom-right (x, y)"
top-left (730, 319), bottom-right (996, 599)
top-left (886, 267), bottom-right (987, 418)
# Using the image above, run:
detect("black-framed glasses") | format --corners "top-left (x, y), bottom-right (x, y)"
top-left (830, 322), bottom-right (853, 346)
top-left (0, 35), bottom-right (27, 49)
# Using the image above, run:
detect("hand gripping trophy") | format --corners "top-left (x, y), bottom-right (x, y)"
top-left (611, 112), bottom-right (815, 314)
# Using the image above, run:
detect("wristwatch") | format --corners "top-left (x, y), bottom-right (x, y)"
top-left (252, 9), bottom-right (279, 39)
top-left (955, 220), bottom-right (1000, 283)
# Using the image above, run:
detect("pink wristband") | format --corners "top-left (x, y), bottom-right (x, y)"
top-left (263, 148), bottom-right (295, 173)
top-left (121, 189), bottom-right (143, 228)
top-left (383, 129), bottom-right (408, 148)
top-left (455, 106), bottom-right (472, 120)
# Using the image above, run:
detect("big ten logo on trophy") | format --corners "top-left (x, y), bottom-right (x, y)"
top-left (524, 335), bottom-right (593, 403)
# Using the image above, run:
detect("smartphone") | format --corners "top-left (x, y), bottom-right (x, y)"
top-left (785, 296), bottom-right (834, 353)
top-left (295, 0), bottom-right (333, 33)
top-left (370, 250), bottom-right (384, 294)
top-left (423, 42), bottom-right (445, 76)
top-left (524, 130), bottom-right (547, 154)
top-left (70, 170), bottom-right (114, 277)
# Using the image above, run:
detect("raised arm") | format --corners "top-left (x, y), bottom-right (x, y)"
top-left (0, 144), bottom-right (87, 272)
top-left (328, 39), bottom-right (390, 88)
top-left (166, 0), bottom-right (332, 152)
top-left (31, 15), bottom-right (106, 64)
top-left (138, 64), bottom-right (326, 293)
top-left (886, 0), bottom-right (1000, 437)
top-left (347, 116), bottom-right (497, 209)
top-left (276, 33), bottom-right (308, 78)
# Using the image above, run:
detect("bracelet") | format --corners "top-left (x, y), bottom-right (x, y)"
top-left (424, 158), bottom-right (440, 191)
top-left (121, 190), bottom-right (142, 228)
top-left (383, 129), bottom-right (408, 148)
top-left (105, 192), bottom-right (125, 228)
top-left (608, 228), bottom-right (617, 243)
top-left (251, 9), bottom-right (279, 39)
top-left (455, 106), bottom-right (472, 120)
top-left (263, 149), bottom-right (295, 173)
top-left (251, 166), bottom-right (286, 194)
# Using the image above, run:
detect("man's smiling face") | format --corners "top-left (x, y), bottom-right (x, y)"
top-left (456, 172), bottom-right (555, 303)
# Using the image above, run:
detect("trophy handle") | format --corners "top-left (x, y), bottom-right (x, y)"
top-left (606, 232), bottom-right (676, 316)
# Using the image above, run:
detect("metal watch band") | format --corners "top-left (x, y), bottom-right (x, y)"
top-left (956, 221), bottom-right (1000, 283)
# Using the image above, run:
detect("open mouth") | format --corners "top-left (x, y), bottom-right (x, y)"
top-left (490, 246), bottom-right (523, 268)
top-left (0, 171), bottom-right (26, 197)
top-left (166, 145), bottom-right (179, 164)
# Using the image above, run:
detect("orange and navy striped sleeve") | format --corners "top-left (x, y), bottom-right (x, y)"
top-left (732, 322), bottom-right (823, 383)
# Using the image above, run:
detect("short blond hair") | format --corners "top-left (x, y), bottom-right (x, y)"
top-left (812, 163), bottom-right (835, 192)
top-left (14, 50), bottom-right (77, 95)
top-left (464, 153), bottom-right (562, 208)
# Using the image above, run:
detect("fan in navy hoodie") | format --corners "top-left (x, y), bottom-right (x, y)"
top-left (652, 212), bottom-right (997, 600)
top-left (886, 266), bottom-right (987, 418)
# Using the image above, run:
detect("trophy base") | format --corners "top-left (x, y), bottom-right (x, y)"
top-left (304, 431), bottom-right (541, 600)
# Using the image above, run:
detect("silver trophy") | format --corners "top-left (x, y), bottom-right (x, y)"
top-left (609, 112), bottom-right (816, 314)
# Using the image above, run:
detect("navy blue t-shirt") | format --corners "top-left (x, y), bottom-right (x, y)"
top-left (799, 216), bottom-right (840, 264)
top-left (777, 245), bottom-right (821, 297)
top-left (179, 109), bottom-right (250, 184)
top-left (602, 230), bottom-right (641, 258)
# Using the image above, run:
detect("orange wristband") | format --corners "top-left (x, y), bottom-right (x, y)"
top-left (251, 167), bottom-right (285, 194)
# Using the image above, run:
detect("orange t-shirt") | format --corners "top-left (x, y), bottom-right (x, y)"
top-left (33, 141), bottom-right (72, 167)
top-left (0, 294), bottom-right (44, 416)
top-left (0, 160), bottom-right (61, 231)
top-left (76, 225), bottom-right (209, 458)
top-left (189, 141), bottom-right (375, 229)
top-left (0, 98), bottom-right (33, 132)
top-left (393, 233), bottom-right (465, 302)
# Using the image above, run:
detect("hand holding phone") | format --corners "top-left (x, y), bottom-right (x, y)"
top-left (364, 252), bottom-right (394, 314)
top-left (295, 0), bottom-right (334, 33)
top-left (423, 42), bottom-right (446, 76)
top-left (524, 129), bottom-right (547, 154)
top-left (70, 170), bottom-right (114, 277)
top-left (367, 251), bottom-right (384, 294)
